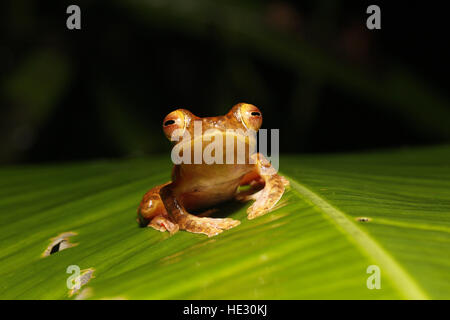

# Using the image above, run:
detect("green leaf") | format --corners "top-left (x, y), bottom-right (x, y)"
top-left (1, 146), bottom-right (449, 299)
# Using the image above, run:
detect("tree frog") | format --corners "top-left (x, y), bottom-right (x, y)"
top-left (137, 103), bottom-right (289, 237)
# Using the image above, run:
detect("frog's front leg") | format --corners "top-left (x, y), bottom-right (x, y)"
top-left (242, 153), bottom-right (289, 219)
top-left (160, 184), bottom-right (240, 237)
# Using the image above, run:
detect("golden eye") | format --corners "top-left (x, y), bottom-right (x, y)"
top-left (239, 103), bottom-right (262, 130)
top-left (162, 110), bottom-right (186, 140)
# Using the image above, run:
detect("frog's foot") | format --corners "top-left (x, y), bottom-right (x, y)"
top-left (148, 215), bottom-right (179, 234)
top-left (246, 153), bottom-right (288, 220)
top-left (160, 184), bottom-right (240, 237)
top-left (179, 216), bottom-right (240, 237)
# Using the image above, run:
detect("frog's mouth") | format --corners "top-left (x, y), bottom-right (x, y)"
top-left (173, 130), bottom-right (257, 165)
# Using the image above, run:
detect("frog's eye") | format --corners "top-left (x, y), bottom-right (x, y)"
top-left (164, 120), bottom-right (175, 126)
top-left (162, 110), bottom-right (186, 141)
top-left (239, 103), bottom-right (262, 131)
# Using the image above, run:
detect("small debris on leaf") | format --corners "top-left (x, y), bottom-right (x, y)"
top-left (42, 232), bottom-right (78, 257)
top-left (69, 268), bottom-right (95, 297)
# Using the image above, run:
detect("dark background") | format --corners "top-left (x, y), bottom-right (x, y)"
top-left (1, 0), bottom-right (449, 164)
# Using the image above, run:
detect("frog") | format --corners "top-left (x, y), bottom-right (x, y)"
top-left (137, 102), bottom-right (289, 237)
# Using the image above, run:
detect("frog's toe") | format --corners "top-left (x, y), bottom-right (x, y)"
top-left (211, 217), bottom-right (241, 229)
top-left (246, 193), bottom-right (281, 219)
top-left (246, 192), bottom-right (272, 219)
top-left (247, 205), bottom-right (269, 220)
top-left (183, 217), bottom-right (240, 237)
top-left (149, 215), bottom-right (179, 235)
top-left (203, 226), bottom-right (224, 237)
top-left (280, 176), bottom-right (290, 187)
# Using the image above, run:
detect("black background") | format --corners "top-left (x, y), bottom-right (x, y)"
top-left (1, 0), bottom-right (449, 164)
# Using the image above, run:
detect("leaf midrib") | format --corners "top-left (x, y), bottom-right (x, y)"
top-left (282, 172), bottom-right (430, 300)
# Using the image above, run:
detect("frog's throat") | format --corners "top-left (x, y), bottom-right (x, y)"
top-left (177, 131), bottom-right (256, 153)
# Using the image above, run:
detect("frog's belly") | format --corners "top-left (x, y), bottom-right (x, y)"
top-left (177, 163), bottom-right (253, 210)
top-left (180, 179), bottom-right (241, 211)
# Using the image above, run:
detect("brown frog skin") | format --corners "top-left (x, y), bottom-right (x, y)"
top-left (137, 102), bottom-right (289, 237)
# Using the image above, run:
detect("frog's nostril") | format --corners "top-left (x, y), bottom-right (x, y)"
top-left (164, 120), bottom-right (176, 126)
top-left (251, 112), bottom-right (261, 117)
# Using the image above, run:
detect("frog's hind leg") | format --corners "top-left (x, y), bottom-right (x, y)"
top-left (160, 185), bottom-right (240, 237)
top-left (245, 153), bottom-right (289, 220)
top-left (137, 183), bottom-right (179, 234)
